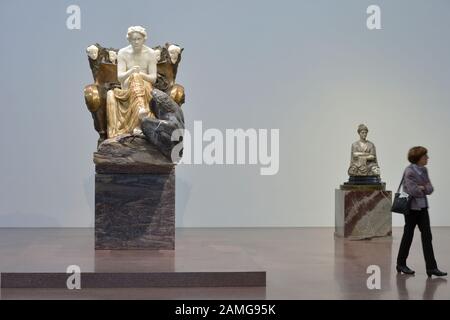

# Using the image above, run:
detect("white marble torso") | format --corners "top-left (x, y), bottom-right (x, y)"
top-left (118, 45), bottom-right (157, 89)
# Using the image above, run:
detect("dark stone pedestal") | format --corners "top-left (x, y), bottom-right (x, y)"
top-left (94, 135), bottom-right (176, 250)
top-left (95, 172), bottom-right (175, 250)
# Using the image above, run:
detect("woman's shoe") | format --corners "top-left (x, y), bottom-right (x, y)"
top-left (426, 269), bottom-right (448, 277)
top-left (396, 265), bottom-right (415, 275)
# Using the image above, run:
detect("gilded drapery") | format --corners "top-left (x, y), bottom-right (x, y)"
top-left (107, 73), bottom-right (154, 138)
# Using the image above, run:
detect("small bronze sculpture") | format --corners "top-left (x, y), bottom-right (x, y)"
top-left (348, 124), bottom-right (381, 177)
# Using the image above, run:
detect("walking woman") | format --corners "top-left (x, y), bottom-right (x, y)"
top-left (396, 146), bottom-right (447, 277)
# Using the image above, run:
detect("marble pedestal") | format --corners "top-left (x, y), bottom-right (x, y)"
top-left (335, 184), bottom-right (392, 240)
top-left (94, 134), bottom-right (176, 250)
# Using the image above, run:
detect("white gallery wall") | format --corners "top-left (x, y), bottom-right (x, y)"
top-left (1, 0), bottom-right (450, 227)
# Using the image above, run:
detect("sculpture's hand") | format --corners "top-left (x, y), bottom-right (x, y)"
top-left (131, 66), bottom-right (140, 74)
top-left (121, 66), bottom-right (141, 83)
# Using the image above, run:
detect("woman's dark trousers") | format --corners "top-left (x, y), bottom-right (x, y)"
top-left (397, 209), bottom-right (437, 270)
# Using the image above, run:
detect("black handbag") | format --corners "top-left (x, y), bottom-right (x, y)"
top-left (391, 173), bottom-right (412, 215)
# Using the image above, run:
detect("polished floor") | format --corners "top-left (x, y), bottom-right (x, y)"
top-left (0, 227), bottom-right (449, 299)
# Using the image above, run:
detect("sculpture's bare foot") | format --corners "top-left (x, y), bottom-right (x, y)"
top-left (133, 128), bottom-right (143, 135)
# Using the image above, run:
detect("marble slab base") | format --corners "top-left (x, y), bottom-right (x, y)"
top-left (0, 272), bottom-right (266, 288)
top-left (95, 172), bottom-right (175, 250)
top-left (335, 188), bottom-right (392, 240)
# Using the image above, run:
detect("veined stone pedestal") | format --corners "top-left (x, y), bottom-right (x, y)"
top-left (335, 183), bottom-right (392, 240)
top-left (94, 134), bottom-right (176, 250)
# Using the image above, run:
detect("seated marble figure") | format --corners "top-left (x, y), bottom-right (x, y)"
top-left (106, 26), bottom-right (157, 138)
top-left (83, 26), bottom-right (185, 160)
top-left (347, 124), bottom-right (381, 183)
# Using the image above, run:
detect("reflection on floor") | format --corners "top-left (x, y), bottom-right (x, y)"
top-left (0, 228), bottom-right (449, 299)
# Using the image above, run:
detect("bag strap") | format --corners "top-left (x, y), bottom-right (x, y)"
top-left (397, 171), bottom-right (405, 193)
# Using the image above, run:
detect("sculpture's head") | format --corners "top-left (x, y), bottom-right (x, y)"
top-left (154, 48), bottom-right (162, 63)
top-left (86, 45), bottom-right (99, 60)
top-left (357, 124), bottom-right (369, 141)
top-left (108, 50), bottom-right (117, 64)
top-left (127, 26), bottom-right (147, 50)
top-left (167, 44), bottom-right (182, 64)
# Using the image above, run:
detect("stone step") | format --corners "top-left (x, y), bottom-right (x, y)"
top-left (0, 271), bottom-right (266, 288)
